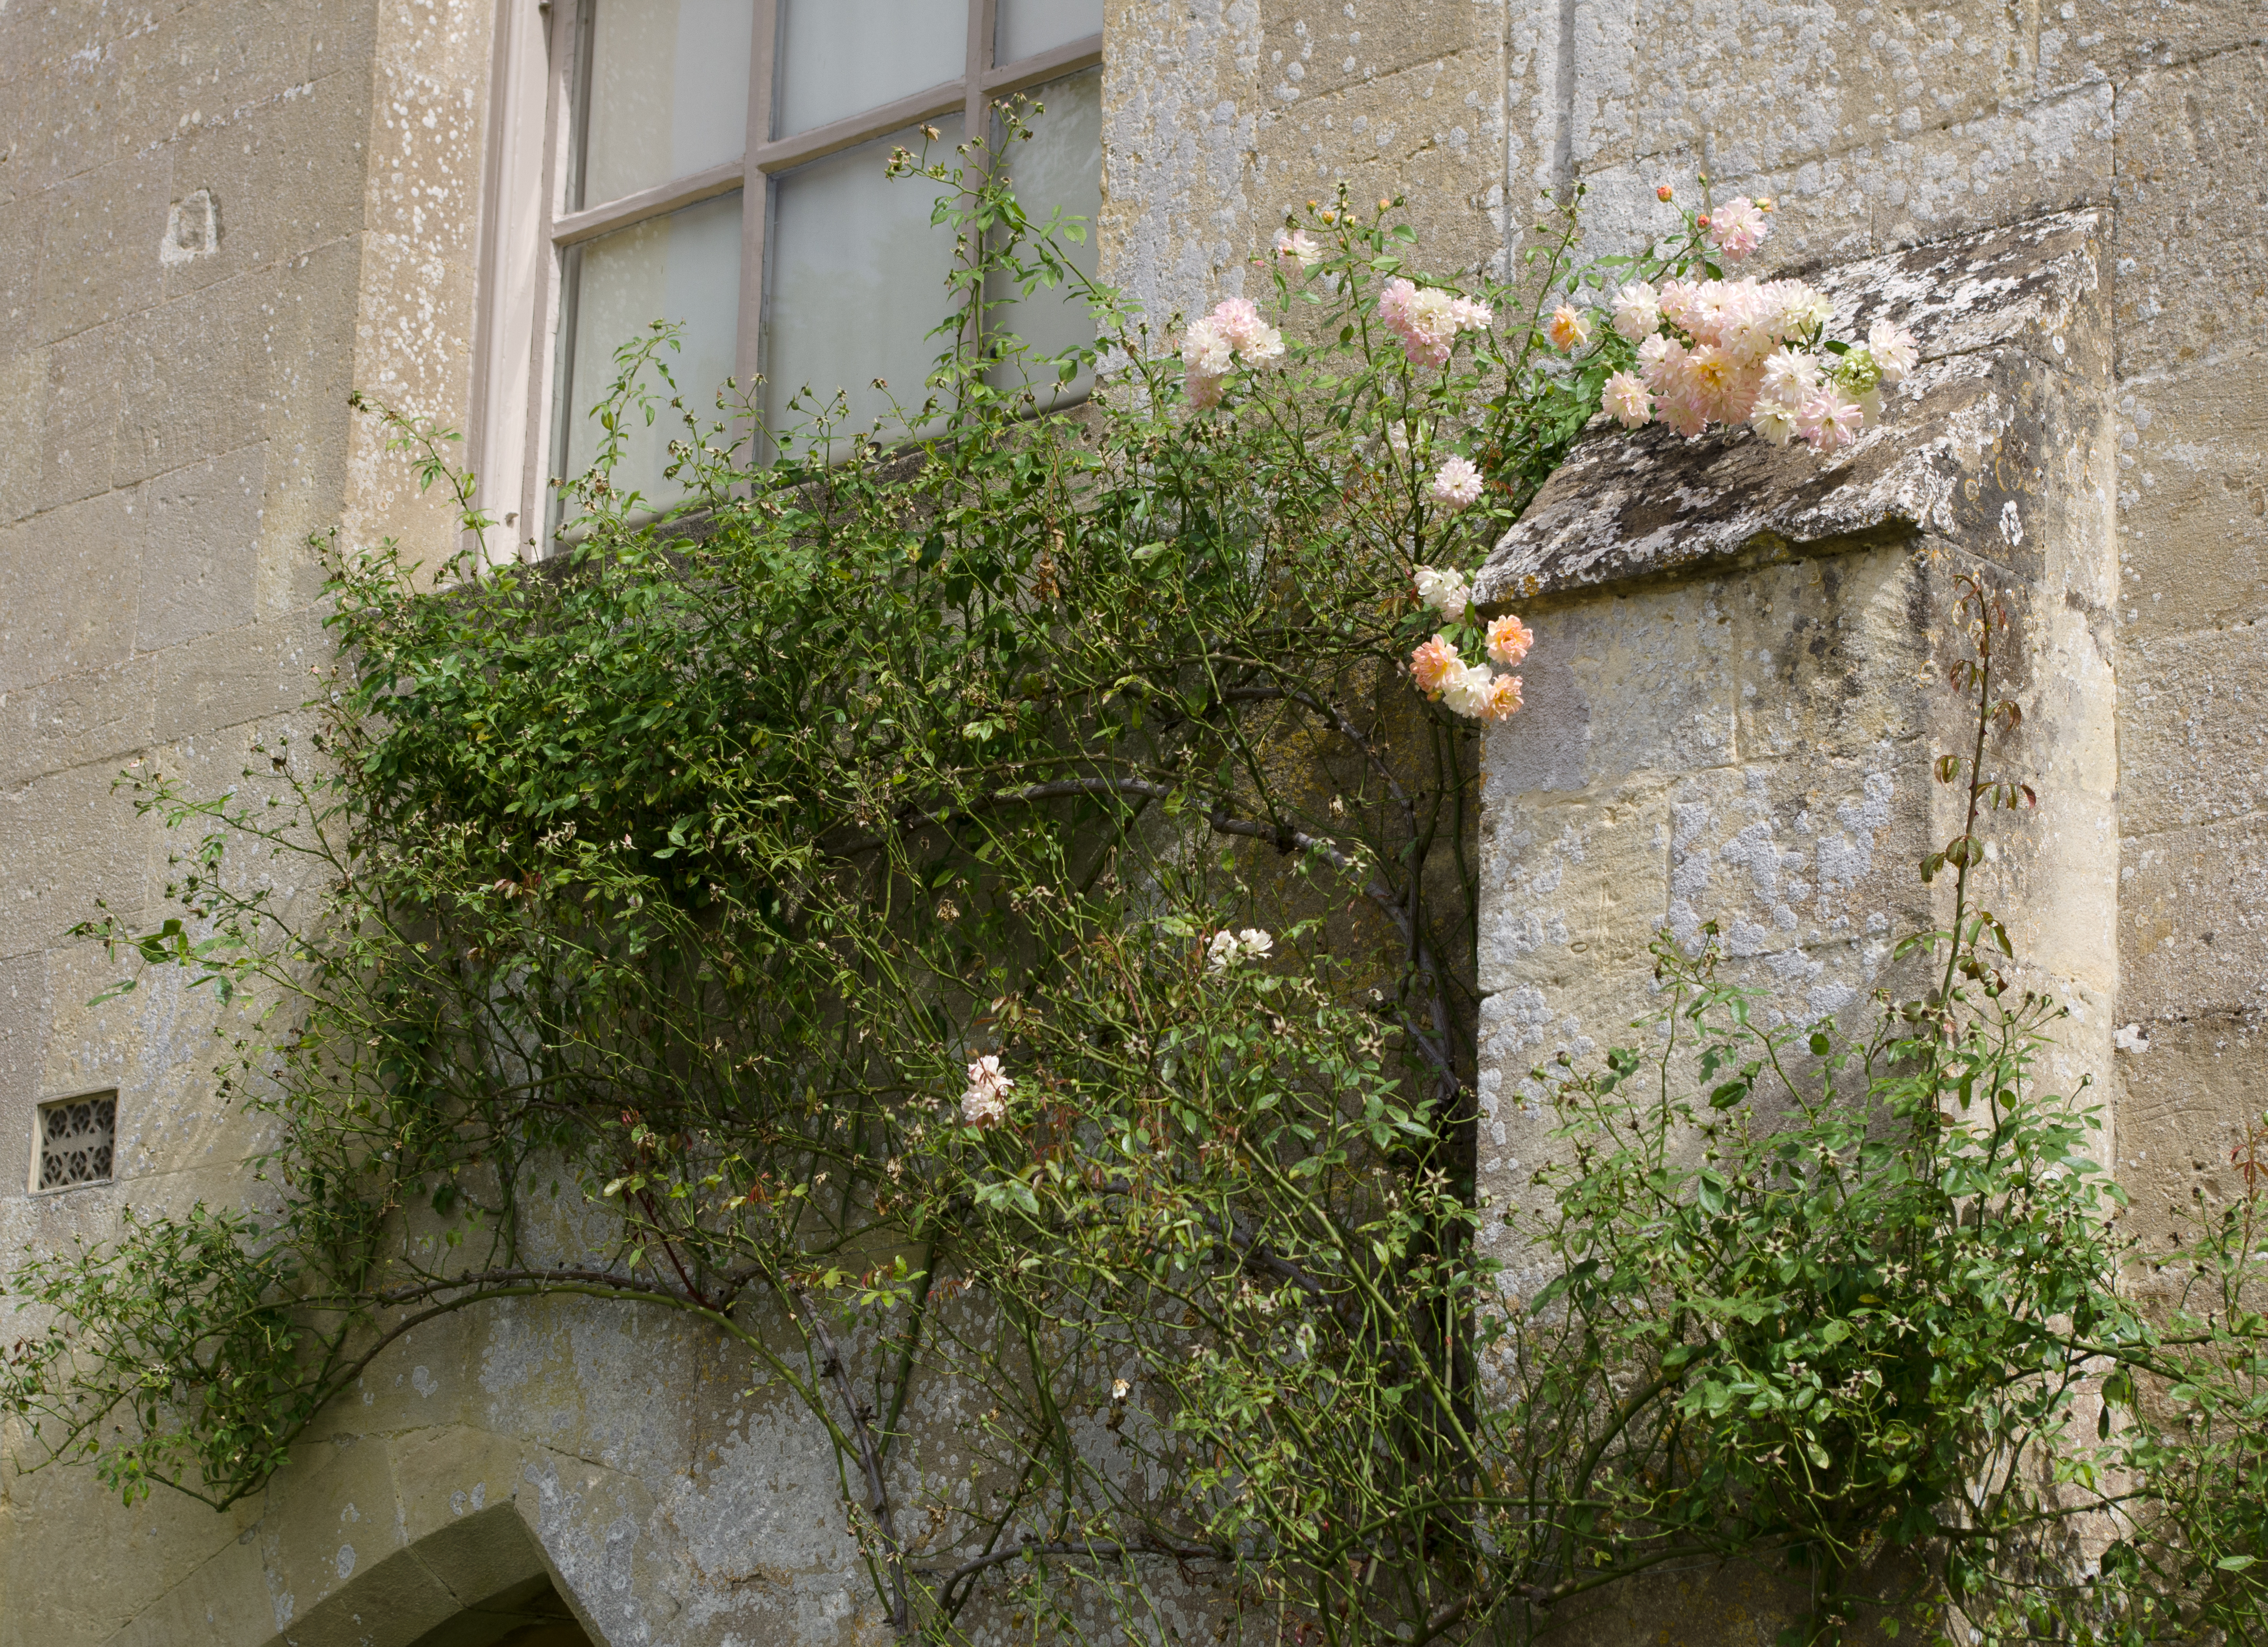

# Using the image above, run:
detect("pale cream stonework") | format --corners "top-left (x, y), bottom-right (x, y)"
top-left (0, 0), bottom-right (2261, 1643)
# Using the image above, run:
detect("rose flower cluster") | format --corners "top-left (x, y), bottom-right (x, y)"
top-left (960, 1053), bottom-right (1013, 1129)
top-left (1579, 196), bottom-right (1920, 452)
top-left (1601, 278), bottom-right (1918, 451)
top-left (1376, 277), bottom-right (1494, 369)
top-left (1187, 193), bottom-right (1924, 727)
top-left (1405, 567), bottom-right (1532, 724)
top-left (1177, 297), bottom-right (1286, 408)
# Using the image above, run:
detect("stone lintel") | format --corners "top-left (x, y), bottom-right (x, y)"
top-left (1474, 209), bottom-right (2108, 611)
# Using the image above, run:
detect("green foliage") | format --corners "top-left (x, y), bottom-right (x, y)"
top-left (2, 1205), bottom-right (322, 1505)
top-left (1528, 920), bottom-right (2121, 1635)
top-left (2096, 1121), bottom-right (2268, 1646)
top-left (6, 116), bottom-right (2265, 1647)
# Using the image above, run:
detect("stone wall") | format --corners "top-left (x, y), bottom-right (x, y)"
top-left (0, 0), bottom-right (2262, 1643)
top-left (1464, 218), bottom-right (2121, 1640)
top-left (1095, 0), bottom-right (2266, 1358)
top-left (0, 1), bottom-right (652, 1642)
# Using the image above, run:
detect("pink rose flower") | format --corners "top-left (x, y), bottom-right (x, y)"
top-left (1611, 282), bottom-right (1661, 342)
top-left (1273, 228), bottom-right (1323, 272)
top-left (1604, 370), bottom-right (1654, 428)
top-left (1546, 305), bottom-right (1592, 352)
top-left (1410, 634), bottom-right (1462, 697)
top-left (1428, 456), bottom-right (1485, 510)
top-left (1867, 319), bottom-right (1919, 384)
top-left (1378, 278), bottom-right (1491, 368)
top-left (1441, 662), bottom-right (1498, 720)
top-left (1709, 197), bottom-right (1769, 261)
top-left (1486, 615), bottom-right (1534, 667)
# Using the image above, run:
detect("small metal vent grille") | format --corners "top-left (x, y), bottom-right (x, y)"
top-left (37, 1093), bottom-right (116, 1190)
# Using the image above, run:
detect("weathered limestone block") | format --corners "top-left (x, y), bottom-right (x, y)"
top-left (2098, 36), bottom-right (2268, 1271)
top-left (2054, 0), bottom-right (2267, 87)
top-left (2110, 45), bottom-right (2268, 380)
top-left (2119, 625), bottom-right (2268, 836)
top-left (138, 450), bottom-right (266, 653)
top-left (2120, 816), bottom-right (2268, 1019)
top-left (1481, 213), bottom-right (2111, 609)
top-left (0, 953), bottom-right (43, 1197)
top-left (36, 149), bottom-right (175, 343)
top-left (0, 348), bottom-right (42, 525)
top-left (1258, 0), bottom-right (1488, 105)
top-left (1101, 0), bottom-right (1510, 319)
top-left (36, 324), bottom-right (125, 512)
top-left (1470, 211), bottom-right (2118, 1279)
top-left (2113, 1013), bottom-right (2268, 1295)
top-left (159, 78), bottom-right (370, 298)
top-left (1257, 49), bottom-right (1511, 272)
top-left (1556, 35), bottom-right (2115, 273)
top-left (1099, 1), bottom-right (1270, 314)
top-left (2110, 361), bottom-right (2268, 643)
top-left (1251, 0), bottom-right (1508, 272)
top-left (1563, 0), bottom-right (2045, 182)
top-left (0, 758), bottom-right (156, 957)
top-left (0, 492), bottom-right (145, 695)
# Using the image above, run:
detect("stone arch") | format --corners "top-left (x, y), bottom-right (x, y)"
top-left (253, 1503), bottom-right (604, 1647)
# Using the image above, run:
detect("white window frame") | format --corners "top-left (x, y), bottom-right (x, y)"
top-left (469, 0), bottom-right (1103, 562)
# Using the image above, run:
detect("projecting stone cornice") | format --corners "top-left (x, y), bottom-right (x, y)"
top-left (1474, 209), bottom-right (2109, 611)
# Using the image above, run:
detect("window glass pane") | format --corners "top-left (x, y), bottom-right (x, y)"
top-left (764, 117), bottom-right (963, 449)
top-left (576, 0), bottom-right (754, 208)
top-left (560, 191), bottom-right (744, 510)
top-left (773, 0), bottom-right (965, 138)
top-left (996, 0), bottom-right (1102, 62)
top-left (987, 69), bottom-right (1101, 404)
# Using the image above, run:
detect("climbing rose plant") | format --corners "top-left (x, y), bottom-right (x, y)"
top-left (1376, 188), bottom-right (1916, 729)
top-left (5, 106), bottom-right (2262, 1647)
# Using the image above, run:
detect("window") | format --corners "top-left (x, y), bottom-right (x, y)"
top-left (473, 0), bottom-right (1105, 555)
top-left (35, 1093), bottom-right (116, 1192)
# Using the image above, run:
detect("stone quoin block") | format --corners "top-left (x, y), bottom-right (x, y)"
top-left (1470, 206), bottom-right (2119, 1243)
top-left (1461, 204), bottom-right (2122, 1645)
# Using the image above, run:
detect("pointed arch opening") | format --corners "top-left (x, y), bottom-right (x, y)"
top-left (252, 1502), bottom-right (606, 1647)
